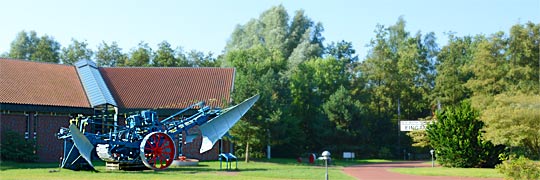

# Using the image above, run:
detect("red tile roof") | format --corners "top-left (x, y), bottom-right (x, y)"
top-left (100, 67), bottom-right (234, 109)
top-left (0, 59), bottom-right (90, 108)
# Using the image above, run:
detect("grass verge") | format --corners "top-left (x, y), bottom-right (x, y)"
top-left (389, 166), bottom-right (504, 178)
top-left (0, 159), bottom-right (355, 180)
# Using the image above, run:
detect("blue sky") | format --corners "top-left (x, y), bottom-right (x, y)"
top-left (0, 0), bottom-right (538, 59)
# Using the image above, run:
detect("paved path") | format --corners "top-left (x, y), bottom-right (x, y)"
top-left (343, 161), bottom-right (502, 180)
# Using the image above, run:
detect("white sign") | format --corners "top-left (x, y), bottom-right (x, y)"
top-left (343, 152), bottom-right (355, 159)
top-left (400, 121), bottom-right (432, 131)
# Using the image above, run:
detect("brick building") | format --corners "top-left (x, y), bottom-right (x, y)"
top-left (0, 59), bottom-right (235, 162)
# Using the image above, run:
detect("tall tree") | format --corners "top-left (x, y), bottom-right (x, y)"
top-left (61, 39), bottom-right (93, 65)
top-left (225, 45), bottom-right (290, 161)
top-left (223, 5), bottom-right (327, 158)
top-left (504, 22), bottom-right (539, 94)
top-left (433, 35), bottom-right (475, 106)
top-left (289, 56), bottom-right (350, 151)
top-left (8, 31), bottom-right (39, 60)
top-left (323, 85), bottom-right (369, 151)
top-left (285, 10), bottom-right (313, 58)
top-left (471, 22), bottom-right (540, 159)
top-left (152, 41), bottom-right (177, 67)
top-left (358, 17), bottom-right (436, 156)
top-left (186, 50), bottom-right (219, 67)
top-left (96, 41), bottom-right (127, 67)
top-left (287, 28), bottom-right (323, 69)
top-left (259, 5), bottom-right (289, 54)
top-left (30, 35), bottom-right (60, 63)
top-left (126, 41), bottom-right (152, 67)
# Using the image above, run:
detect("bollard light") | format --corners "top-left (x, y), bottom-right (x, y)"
top-left (430, 149), bottom-right (435, 168)
top-left (322, 151), bottom-right (331, 180)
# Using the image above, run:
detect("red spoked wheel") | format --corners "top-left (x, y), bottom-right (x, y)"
top-left (140, 132), bottom-right (176, 170)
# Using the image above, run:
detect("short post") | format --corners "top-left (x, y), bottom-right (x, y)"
top-left (430, 149), bottom-right (435, 168)
top-left (322, 151), bottom-right (331, 180)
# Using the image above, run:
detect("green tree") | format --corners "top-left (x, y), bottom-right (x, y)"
top-left (287, 27), bottom-right (323, 69)
top-left (96, 41), bottom-right (127, 67)
top-left (323, 85), bottom-right (369, 151)
top-left (285, 10), bottom-right (312, 58)
top-left (224, 5), bottom-right (328, 158)
top-left (8, 30), bottom-right (39, 60)
top-left (290, 57), bottom-right (350, 151)
top-left (505, 22), bottom-right (539, 94)
top-left (465, 33), bottom-right (507, 100)
top-left (482, 94), bottom-right (540, 159)
top-left (30, 35), bottom-right (60, 63)
top-left (61, 38), bottom-right (93, 65)
top-left (126, 41), bottom-right (152, 67)
top-left (186, 50), bottom-right (219, 67)
top-left (174, 47), bottom-right (191, 67)
top-left (426, 101), bottom-right (504, 168)
top-left (225, 45), bottom-right (290, 161)
top-left (433, 35), bottom-right (475, 106)
top-left (326, 40), bottom-right (358, 63)
top-left (358, 17), bottom-right (436, 156)
top-left (153, 41), bottom-right (177, 67)
top-left (8, 31), bottom-right (60, 63)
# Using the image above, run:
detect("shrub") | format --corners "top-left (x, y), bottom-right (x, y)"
top-left (426, 101), bottom-right (504, 168)
top-left (496, 156), bottom-right (540, 180)
top-left (0, 130), bottom-right (38, 162)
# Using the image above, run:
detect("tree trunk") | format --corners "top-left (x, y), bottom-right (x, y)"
top-left (245, 140), bottom-right (250, 163)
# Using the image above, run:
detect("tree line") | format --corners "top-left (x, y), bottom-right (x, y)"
top-left (1, 31), bottom-right (219, 67)
top-left (2, 5), bottom-right (538, 161)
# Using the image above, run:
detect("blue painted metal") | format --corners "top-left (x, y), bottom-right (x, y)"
top-left (75, 60), bottom-right (117, 107)
top-left (57, 94), bottom-right (259, 171)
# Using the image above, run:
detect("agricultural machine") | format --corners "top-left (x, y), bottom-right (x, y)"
top-left (56, 95), bottom-right (259, 171)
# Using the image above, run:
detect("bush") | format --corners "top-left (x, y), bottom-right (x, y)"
top-left (426, 101), bottom-right (504, 168)
top-left (0, 130), bottom-right (38, 162)
top-left (496, 156), bottom-right (540, 180)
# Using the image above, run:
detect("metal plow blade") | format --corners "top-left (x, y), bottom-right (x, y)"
top-left (198, 94), bottom-right (259, 153)
top-left (61, 124), bottom-right (95, 170)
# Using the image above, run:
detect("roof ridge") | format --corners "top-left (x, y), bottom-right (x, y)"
top-left (0, 58), bottom-right (75, 67)
top-left (101, 66), bottom-right (233, 69)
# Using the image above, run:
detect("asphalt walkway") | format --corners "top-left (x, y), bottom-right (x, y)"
top-left (342, 161), bottom-right (503, 180)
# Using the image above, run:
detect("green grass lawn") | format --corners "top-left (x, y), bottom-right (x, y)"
top-left (389, 166), bottom-right (504, 178)
top-left (0, 159), bottom-right (356, 180)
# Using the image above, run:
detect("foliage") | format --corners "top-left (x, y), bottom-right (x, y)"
top-left (7, 30), bottom-right (61, 63)
top-left (406, 117), bottom-right (435, 148)
top-left (426, 101), bottom-right (504, 168)
top-left (30, 35), bottom-right (61, 63)
top-left (125, 41), bottom-right (152, 67)
top-left (186, 50), bottom-right (220, 67)
top-left (496, 155), bottom-right (540, 180)
top-left (96, 41), bottom-right (127, 67)
top-left (357, 17), bottom-right (436, 157)
top-left (432, 34), bottom-right (475, 106)
top-left (225, 45), bottom-right (291, 162)
top-left (152, 41), bottom-right (177, 67)
top-left (0, 130), bottom-right (38, 162)
top-left (60, 38), bottom-right (93, 65)
top-left (407, 130), bottom-right (430, 148)
top-left (1, 6), bottom-right (538, 163)
top-left (224, 5), bottom-right (328, 159)
top-left (481, 94), bottom-right (540, 159)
